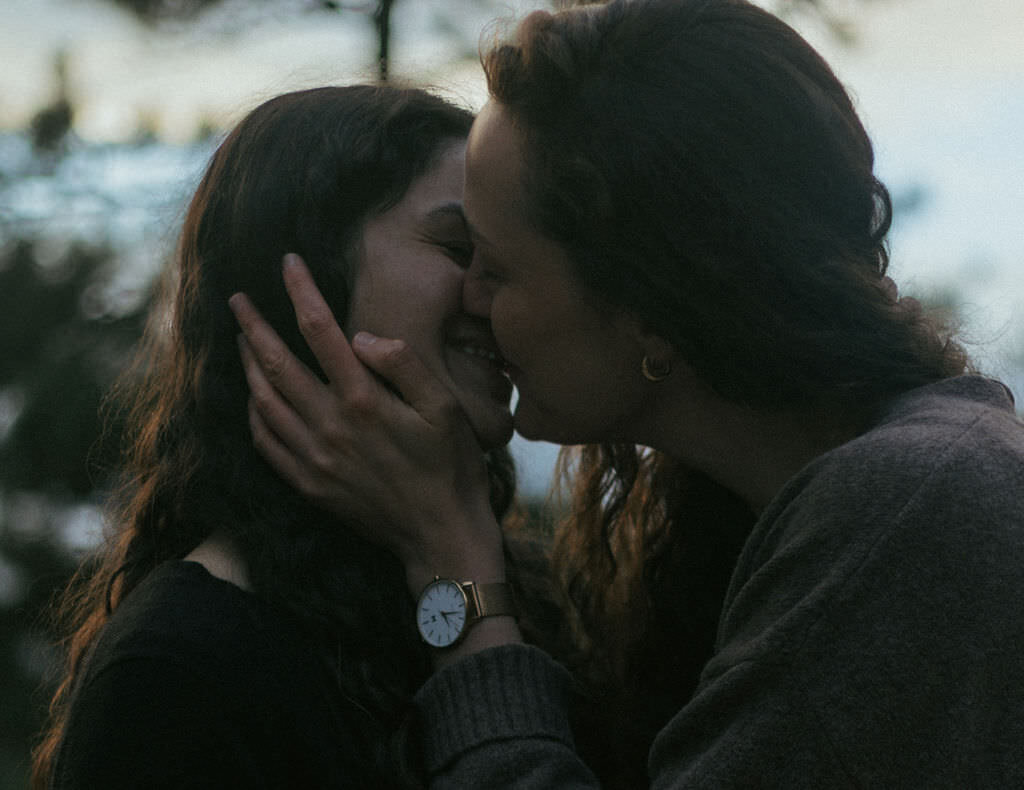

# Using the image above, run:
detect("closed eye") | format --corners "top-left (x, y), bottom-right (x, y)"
top-left (476, 266), bottom-right (504, 284)
top-left (419, 202), bottom-right (474, 269)
top-left (442, 242), bottom-right (474, 269)
top-left (471, 252), bottom-right (506, 285)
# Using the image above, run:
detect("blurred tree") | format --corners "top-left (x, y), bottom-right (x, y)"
top-left (0, 241), bottom-right (147, 495)
top-left (109, 0), bottom-right (404, 81)
top-left (100, 0), bottom-right (883, 86)
top-left (0, 514), bottom-right (85, 789)
top-left (0, 236), bottom-right (153, 787)
top-left (0, 54), bottom-right (156, 783)
top-left (29, 52), bottom-right (73, 156)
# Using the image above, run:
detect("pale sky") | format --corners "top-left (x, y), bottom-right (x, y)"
top-left (3, 0), bottom-right (1021, 492)
top-left (2, 0), bottom-right (1021, 141)
top-left (0, 0), bottom-right (496, 141)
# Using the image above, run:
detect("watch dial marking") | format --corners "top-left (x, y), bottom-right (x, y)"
top-left (417, 580), bottom-right (468, 647)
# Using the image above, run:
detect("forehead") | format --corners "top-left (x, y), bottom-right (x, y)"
top-left (464, 102), bottom-right (532, 238)
top-left (393, 140), bottom-right (466, 219)
top-left (354, 141), bottom-right (468, 280)
top-left (468, 102), bottom-right (522, 176)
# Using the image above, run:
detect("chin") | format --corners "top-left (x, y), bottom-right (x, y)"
top-left (466, 406), bottom-right (515, 451)
top-left (512, 407), bottom-right (586, 445)
top-left (479, 417), bottom-right (515, 451)
top-left (511, 404), bottom-right (556, 443)
top-left (511, 423), bottom-right (562, 444)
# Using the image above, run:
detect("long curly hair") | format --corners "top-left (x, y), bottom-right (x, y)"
top-left (33, 85), bottom-right (515, 788)
top-left (482, 1), bottom-right (969, 785)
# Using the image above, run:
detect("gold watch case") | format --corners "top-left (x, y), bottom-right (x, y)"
top-left (415, 577), bottom-right (516, 648)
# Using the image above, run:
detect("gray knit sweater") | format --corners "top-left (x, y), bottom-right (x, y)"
top-left (415, 375), bottom-right (1024, 788)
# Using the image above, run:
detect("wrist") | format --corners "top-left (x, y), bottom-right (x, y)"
top-left (412, 575), bottom-right (523, 669)
top-left (405, 561), bottom-right (506, 601)
top-left (401, 514), bottom-right (507, 597)
top-left (430, 616), bottom-right (523, 670)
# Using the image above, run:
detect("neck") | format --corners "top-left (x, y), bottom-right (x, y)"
top-left (637, 378), bottom-right (857, 514)
top-left (185, 531), bottom-right (252, 591)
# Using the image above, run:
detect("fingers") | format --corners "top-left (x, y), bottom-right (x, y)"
top-left (247, 394), bottom-right (313, 497)
top-left (242, 337), bottom-right (353, 506)
top-left (229, 291), bottom-right (327, 419)
top-left (237, 334), bottom-right (314, 445)
top-left (352, 332), bottom-right (460, 429)
top-left (280, 254), bottom-right (364, 388)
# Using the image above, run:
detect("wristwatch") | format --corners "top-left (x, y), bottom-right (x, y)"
top-left (415, 577), bottom-right (516, 648)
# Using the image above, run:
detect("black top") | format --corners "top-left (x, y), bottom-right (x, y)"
top-left (51, 561), bottom-right (384, 788)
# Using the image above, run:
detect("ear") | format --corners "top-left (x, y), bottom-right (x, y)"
top-left (637, 327), bottom-right (676, 371)
top-left (634, 325), bottom-right (702, 386)
top-left (616, 312), bottom-right (689, 379)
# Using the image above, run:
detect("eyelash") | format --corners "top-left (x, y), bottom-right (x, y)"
top-left (475, 249), bottom-right (510, 284)
top-left (476, 264), bottom-right (505, 284)
top-left (442, 243), bottom-right (473, 269)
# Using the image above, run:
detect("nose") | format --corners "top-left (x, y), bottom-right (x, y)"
top-left (462, 261), bottom-right (493, 319)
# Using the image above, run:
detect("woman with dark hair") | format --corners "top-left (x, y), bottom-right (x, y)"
top-left (232, 0), bottom-right (1024, 787)
top-left (32, 84), bottom-right (519, 788)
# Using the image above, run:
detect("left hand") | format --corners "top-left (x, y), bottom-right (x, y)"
top-left (229, 255), bottom-right (507, 591)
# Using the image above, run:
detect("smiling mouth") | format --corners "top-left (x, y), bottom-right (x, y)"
top-left (458, 344), bottom-right (502, 363)
top-left (453, 342), bottom-right (511, 375)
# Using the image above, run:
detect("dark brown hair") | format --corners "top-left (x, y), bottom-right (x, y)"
top-left (482, 1), bottom-right (968, 784)
top-left (33, 85), bottom-right (513, 788)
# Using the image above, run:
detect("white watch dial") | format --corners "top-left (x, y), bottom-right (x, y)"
top-left (417, 579), bottom-right (468, 648)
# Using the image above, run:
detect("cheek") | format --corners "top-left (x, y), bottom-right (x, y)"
top-left (544, 322), bottom-right (642, 401)
top-left (490, 292), bottom-right (543, 357)
top-left (352, 266), bottom-right (456, 340)
top-left (488, 299), bottom-right (514, 350)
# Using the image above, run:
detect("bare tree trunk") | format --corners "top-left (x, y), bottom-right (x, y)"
top-left (375, 0), bottom-right (395, 82)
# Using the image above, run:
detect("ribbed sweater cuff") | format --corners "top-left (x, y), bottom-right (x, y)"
top-left (414, 644), bottom-right (575, 774)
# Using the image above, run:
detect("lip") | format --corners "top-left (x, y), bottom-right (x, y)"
top-left (453, 341), bottom-right (506, 366)
top-left (447, 335), bottom-right (512, 395)
top-left (448, 333), bottom-right (508, 369)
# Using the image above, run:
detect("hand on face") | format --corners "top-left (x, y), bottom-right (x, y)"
top-left (229, 255), bottom-right (506, 592)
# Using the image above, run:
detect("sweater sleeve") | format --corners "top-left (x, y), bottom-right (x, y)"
top-left (415, 644), bottom-right (600, 788)
top-left (413, 633), bottom-right (854, 789)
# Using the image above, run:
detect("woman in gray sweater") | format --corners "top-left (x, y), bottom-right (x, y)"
top-left (231, 0), bottom-right (1024, 786)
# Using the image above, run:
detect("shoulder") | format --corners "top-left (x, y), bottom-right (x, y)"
top-left (86, 561), bottom-right (283, 678)
top-left (54, 562), bottom-right (358, 788)
top-left (697, 378), bottom-right (1024, 780)
top-left (768, 375), bottom-right (1022, 544)
top-left (718, 376), bottom-right (1024, 660)
top-left (71, 560), bottom-right (318, 725)
top-left (834, 374), bottom-right (1022, 481)
top-left (63, 560), bottom-right (364, 755)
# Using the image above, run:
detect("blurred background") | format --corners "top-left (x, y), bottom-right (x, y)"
top-left (0, 0), bottom-right (1021, 785)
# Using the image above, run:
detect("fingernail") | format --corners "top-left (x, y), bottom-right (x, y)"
top-left (353, 331), bottom-right (378, 348)
top-left (283, 253), bottom-right (300, 269)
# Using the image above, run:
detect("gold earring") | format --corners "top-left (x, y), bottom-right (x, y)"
top-left (641, 355), bottom-right (671, 382)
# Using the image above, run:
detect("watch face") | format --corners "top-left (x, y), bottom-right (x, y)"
top-left (416, 579), bottom-right (468, 648)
